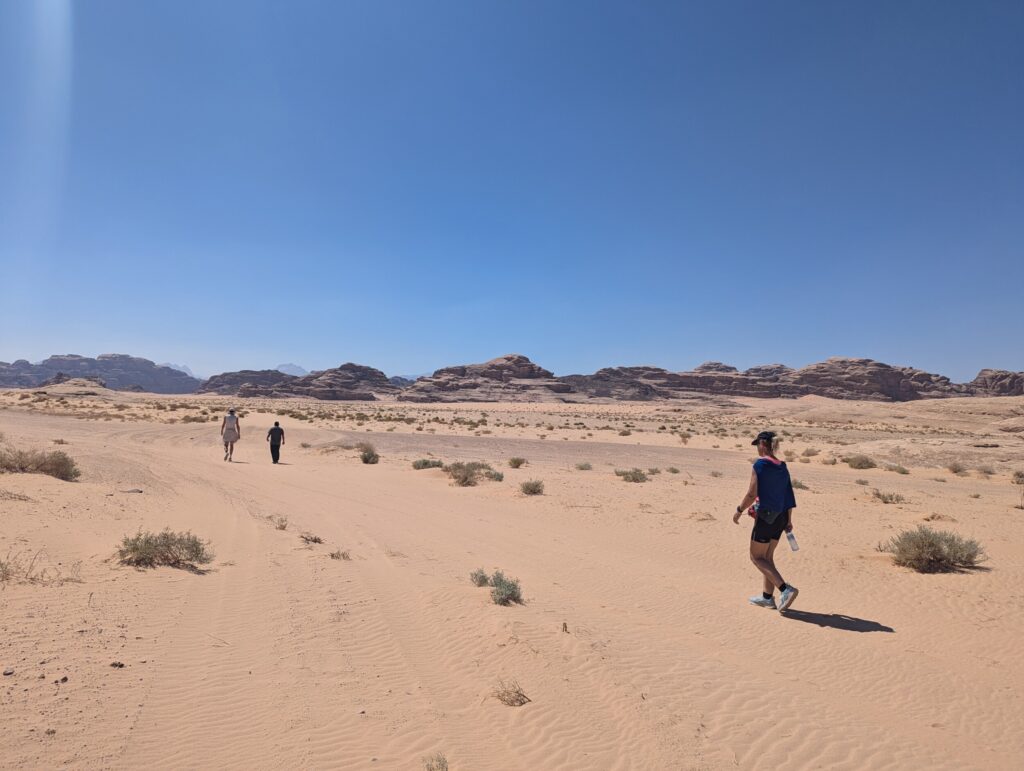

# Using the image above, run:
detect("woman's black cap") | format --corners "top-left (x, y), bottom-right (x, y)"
top-left (751, 430), bottom-right (776, 445)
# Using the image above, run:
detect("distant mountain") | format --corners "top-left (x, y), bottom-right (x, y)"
top-left (0, 354), bottom-right (201, 393)
top-left (201, 363), bottom-right (398, 400)
top-left (160, 362), bottom-right (198, 378)
top-left (276, 363), bottom-right (308, 376)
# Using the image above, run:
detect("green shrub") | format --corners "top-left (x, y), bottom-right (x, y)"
top-left (878, 526), bottom-right (985, 573)
top-left (0, 447), bottom-right (81, 481)
top-left (412, 459), bottom-right (443, 470)
top-left (508, 457), bottom-right (527, 469)
top-left (575, 462), bottom-right (592, 471)
top-left (647, 467), bottom-right (661, 475)
top-left (117, 529), bottom-right (213, 569)
top-left (469, 568), bottom-right (490, 587)
top-left (445, 461), bottom-right (493, 487)
top-left (520, 480), bottom-right (544, 496)
top-left (615, 468), bottom-right (648, 483)
top-left (484, 469), bottom-right (504, 482)
top-left (357, 442), bottom-right (379, 464)
top-left (843, 454), bottom-right (876, 470)
top-left (489, 570), bottom-right (523, 605)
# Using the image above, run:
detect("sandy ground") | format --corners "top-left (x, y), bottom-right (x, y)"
top-left (2, 385), bottom-right (1023, 770)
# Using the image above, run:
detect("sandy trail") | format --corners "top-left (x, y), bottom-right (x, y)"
top-left (2, 397), bottom-right (1023, 769)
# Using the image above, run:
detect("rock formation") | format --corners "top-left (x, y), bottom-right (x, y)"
top-left (0, 354), bottom-right (200, 393)
top-left (400, 354), bottom-right (575, 402)
top-left (200, 363), bottom-right (398, 400)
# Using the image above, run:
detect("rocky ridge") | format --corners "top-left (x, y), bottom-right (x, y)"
top-left (0, 355), bottom-right (201, 394)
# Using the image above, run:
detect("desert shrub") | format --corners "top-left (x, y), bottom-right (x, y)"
top-left (520, 479), bottom-right (544, 496)
top-left (117, 529), bottom-right (213, 570)
top-left (946, 460), bottom-right (966, 475)
top-left (872, 489), bottom-right (906, 504)
top-left (484, 469), bottom-right (504, 482)
top-left (445, 461), bottom-right (493, 487)
top-left (52, 438), bottom-right (68, 445)
top-left (667, 466), bottom-right (680, 474)
top-left (423, 752), bottom-right (449, 771)
top-left (677, 431), bottom-right (691, 444)
top-left (647, 467), bottom-right (661, 475)
top-left (886, 464), bottom-right (909, 475)
top-left (801, 448), bottom-right (820, 457)
top-left (181, 414), bottom-right (207, 423)
top-left (878, 526), bottom-right (985, 573)
top-left (270, 515), bottom-right (288, 530)
top-left (575, 462), bottom-right (592, 471)
top-left (508, 457), bottom-right (527, 468)
top-left (615, 468), bottom-right (648, 483)
top-left (300, 533), bottom-right (323, 544)
top-left (821, 456), bottom-right (837, 465)
top-left (356, 442), bottom-right (379, 464)
top-left (492, 678), bottom-right (531, 706)
top-left (855, 479), bottom-right (869, 485)
top-left (300, 442), bottom-right (311, 449)
top-left (710, 470), bottom-right (723, 478)
top-left (976, 464), bottom-right (994, 478)
top-left (412, 459), bottom-right (443, 470)
top-left (329, 550), bottom-right (351, 560)
top-left (489, 570), bottom-right (523, 605)
top-left (618, 429), bottom-right (632, 437)
top-left (469, 568), bottom-right (490, 587)
top-left (1013, 470), bottom-right (1024, 485)
top-left (0, 447), bottom-right (81, 481)
top-left (843, 454), bottom-right (876, 470)
top-left (792, 479), bottom-right (808, 490)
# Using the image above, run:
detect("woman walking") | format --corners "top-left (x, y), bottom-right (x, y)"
top-left (732, 430), bottom-right (798, 611)
top-left (220, 408), bottom-right (241, 461)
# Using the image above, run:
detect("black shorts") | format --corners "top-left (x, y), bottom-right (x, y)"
top-left (751, 510), bottom-right (790, 544)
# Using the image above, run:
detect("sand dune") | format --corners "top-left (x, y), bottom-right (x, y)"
top-left (2, 388), bottom-right (1023, 769)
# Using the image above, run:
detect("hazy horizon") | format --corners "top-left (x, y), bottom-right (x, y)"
top-left (2, 2), bottom-right (1021, 384)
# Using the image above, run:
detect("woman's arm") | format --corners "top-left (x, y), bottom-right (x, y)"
top-left (220, 417), bottom-right (225, 435)
top-left (732, 470), bottom-right (758, 524)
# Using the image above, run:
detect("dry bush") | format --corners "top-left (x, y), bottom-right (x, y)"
top-left (1012, 470), bottom-right (1024, 485)
top-left (710, 470), bottom-right (723, 478)
top-left (872, 489), bottom-right (906, 504)
top-left (976, 464), bottom-right (994, 478)
top-left (843, 454), bottom-right (876, 470)
top-left (946, 460), bottom-right (966, 475)
top-left (445, 461), bottom-right (493, 487)
top-left (575, 462), bottom-right (592, 471)
top-left (270, 515), bottom-right (288, 530)
top-left (508, 457), bottom-right (527, 468)
top-left (117, 529), bottom-right (213, 570)
top-left (792, 479), bottom-right (808, 490)
top-left (885, 464), bottom-right (909, 475)
top-left (802, 448), bottom-right (820, 457)
top-left (356, 442), bottom-right (379, 464)
top-left (618, 429), bottom-right (632, 436)
top-left (329, 549), bottom-right (351, 560)
top-left (300, 533), bottom-right (323, 545)
top-left (489, 570), bottom-right (523, 604)
top-left (484, 469), bottom-right (504, 482)
top-left (615, 468), bottom-right (647, 483)
top-left (519, 479), bottom-right (544, 496)
top-left (0, 447), bottom-right (81, 481)
top-left (412, 459), bottom-right (443, 470)
top-left (647, 467), bottom-right (661, 475)
top-left (423, 753), bottom-right (449, 771)
top-left (855, 478), bottom-right (869, 485)
top-left (1, 549), bottom-right (82, 585)
top-left (493, 678), bottom-right (531, 706)
top-left (878, 526), bottom-right (985, 573)
top-left (821, 456), bottom-right (838, 465)
top-left (469, 567), bottom-right (490, 587)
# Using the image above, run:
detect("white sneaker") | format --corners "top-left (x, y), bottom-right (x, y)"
top-left (778, 585), bottom-right (799, 612)
top-left (749, 595), bottom-right (777, 609)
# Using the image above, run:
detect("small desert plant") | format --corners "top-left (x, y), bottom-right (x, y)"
top-left (801, 448), bottom-right (820, 457)
top-left (886, 464), bottom-right (909, 475)
top-left (946, 460), bottom-right (966, 475)
top-left (329, 549), bottom-right (351, 560)
top-left (508, 457), bottom-right (527, 468)
top-left (520, 479), bottom-right (544, 496)
top-left (843, 454), bottom-right (876, 470)
top-left (300, 533), bottom-right (323, 545)
top-left (976, 464), bottom-right (994, 478)
top-left (822, 456), bottom-right (838, 465)
top-left (357, 442), bottom-right (379, 464)
top-left (792, 479), bottom-right (808, 490)
top-left (422, 752), bottom-right (449, 771)
top-left (1012, 470), bottom-right (1024, 485)
top-left (710, 470), bottom-right (723, 478)
top-left (666, 466), bottom-right (680, 474)
top-left (52, 438), bottom-right (68, 445)
top-left (575, 462), bottom-right (592, 471)
top-left (618, 429), bottom-right (632, 436)
top-left (271, 515), bottom-right (288, 530)
top-left (489, 570), bottom-right (523, 605)
top-left (878, 526), bottom-right (985, 573)
top-left (445, 461), bottom-right (493, 487)
top-left (677, 431), bottom-right (691, 444)
top-left (855, 479), bottom-right (869, 485)
top-left (484, 469), bottom-right (504, 482)
top-left (469, 567), bottom-right (490, 587)
top-left (872, 489), bottom-right (906, 504)
top-left (412, 458), bottom-right (443, 470)
top-left (615, 468), bottom-right (648, 483)
top-left (117, 529), bottom-right (213, 570)
top-left (493, 678), bottom-right (531, 706)
top-left (300, 442), bottom-right (311, 449)
top-left (0, 447), bottom-right (81, 481)
top-left (647, 467), bottom-right (661, 475)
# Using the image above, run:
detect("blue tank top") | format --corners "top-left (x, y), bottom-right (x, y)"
top-left (753, 458), bottom-right (797, 513)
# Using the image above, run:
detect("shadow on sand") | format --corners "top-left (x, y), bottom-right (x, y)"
top-left (782, 610), bottom-right (894, 633)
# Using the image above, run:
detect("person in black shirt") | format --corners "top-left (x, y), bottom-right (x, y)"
top-left (266, 421), bottom-right (285, 464)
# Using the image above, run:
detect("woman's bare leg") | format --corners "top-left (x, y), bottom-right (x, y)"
top-left (750, 539), bottom-right (784, 590)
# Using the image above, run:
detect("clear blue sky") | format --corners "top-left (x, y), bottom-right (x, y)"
top-left (2, 1), bottom-right (1021, 381)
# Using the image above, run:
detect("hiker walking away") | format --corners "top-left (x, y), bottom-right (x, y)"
top-left (220, 408), bottom-right (241, 461)
top-left (267, 421), bottom-right (285, 464)
top-left (732, 430), bottom-right (798, 611)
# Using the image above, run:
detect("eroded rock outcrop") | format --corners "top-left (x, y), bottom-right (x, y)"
top-left (0, 354), bottom-right (200, 393)
top-left (400, 354), bottom-right (575, 402)
top-left (968, 369), bottom-right (1024, 397)
top-left (200, 363), bottom-right (398, 400)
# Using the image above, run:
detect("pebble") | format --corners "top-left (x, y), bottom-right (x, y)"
top-left (3, 668), bottom-right (13, 676)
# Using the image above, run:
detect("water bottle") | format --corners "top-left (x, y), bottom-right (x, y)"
top-left (786, 531), bottom-right (800, 551)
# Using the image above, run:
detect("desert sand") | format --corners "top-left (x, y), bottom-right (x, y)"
top-left (2, 383), bottom-right (1023, 770)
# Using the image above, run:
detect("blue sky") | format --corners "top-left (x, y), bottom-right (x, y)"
top-left (1, 1), bottom-right (1021, 381)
